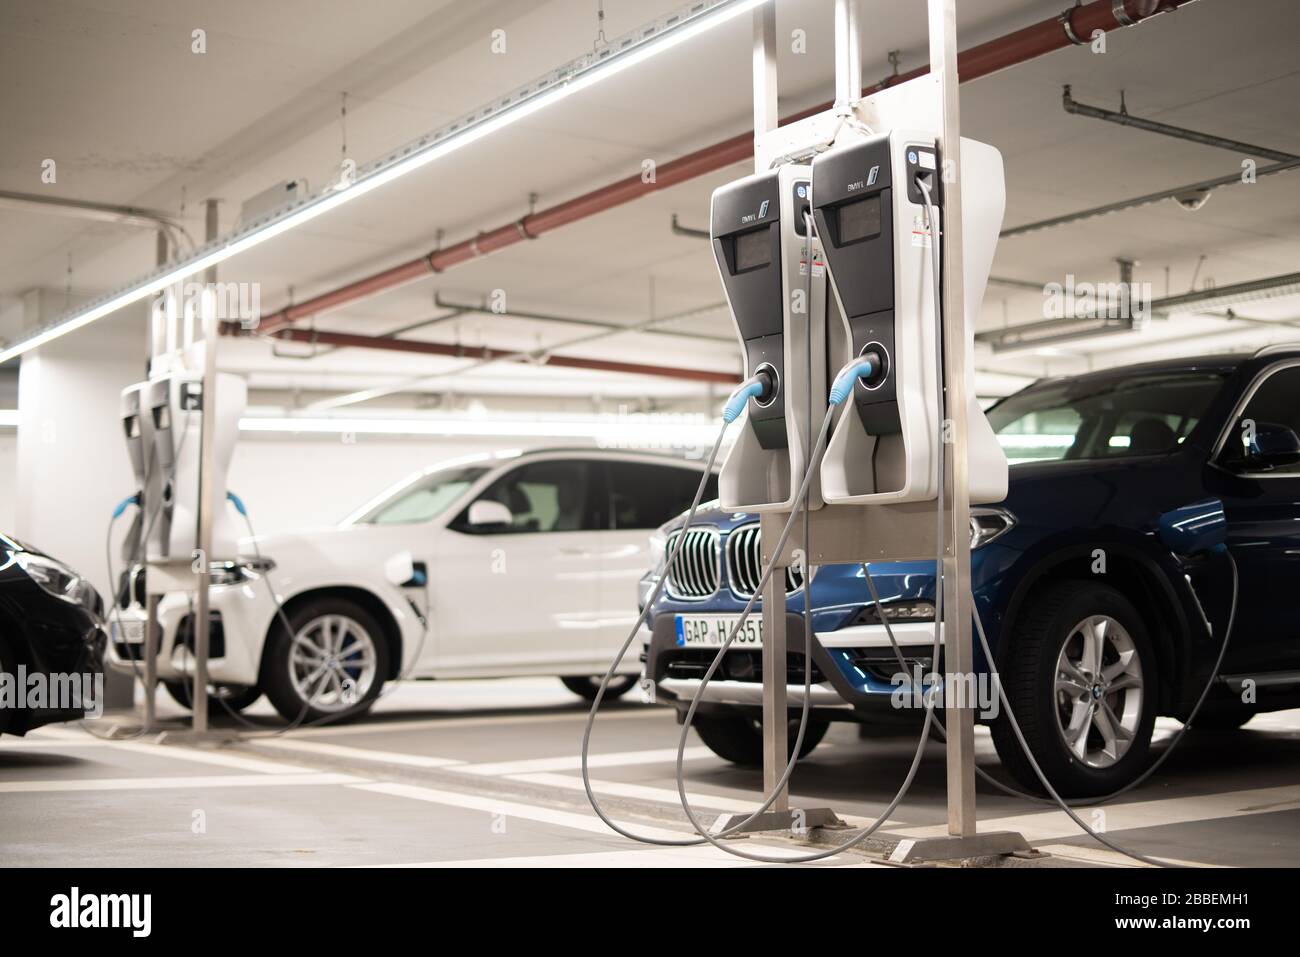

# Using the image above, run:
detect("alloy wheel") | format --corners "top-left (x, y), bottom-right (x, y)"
top-left (1053, 614), bottom-right (1144, 769)
top-left (288, 614), bottom-right (378, 713)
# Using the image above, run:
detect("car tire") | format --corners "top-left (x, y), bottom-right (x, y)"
top-left (990, 581), bottom-right (1158, 798)
top-left (561, 675), bottom-right (637, 702)
top-left (691, 713), bottom-right (830, 767)
top-left (162, 680), bottom-right (262, 715)
top-left (261, 598), bottom-right (390, 725)
top-left (1190, 703), bottom-right (1258, 731)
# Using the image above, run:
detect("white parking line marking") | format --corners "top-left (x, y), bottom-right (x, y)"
top-left (453, 746), bottom-right (716, 777)
top-left (106, 741), bottom-right (317, 775)
top-left (894, 783), bottom-right (1300, 844)
top-left (360, 845), bottom-right (881, 868)
top-left (253, 738), bottom-right (464, 768)
top-left (0, 772), bottom-right (366, 793)
top-left (1031, 844), bottom-right (1220, 868)
top-left (510, 772), bottom-right (771, 812)
top-left (509, 772), bottom-right (913, 829)
top-left (350, 781), bottom-right (690, 841)
top-left (284, 708), bottom-right (658, 738)
top-left (0, 738), bottom-right (110, 749)
top-left (1, 733), bottom-right (316, 775)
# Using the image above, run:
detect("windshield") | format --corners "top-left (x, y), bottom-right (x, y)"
top-left (987, 371), bottom-right (1226, 465)
top-left (347, 466), bottom-right (490, 525)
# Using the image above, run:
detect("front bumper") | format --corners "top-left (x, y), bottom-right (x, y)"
top-left (106, 581), bottom-right (268, 687)
top-left (2, 593), bottom-right (106, 733)
top-left (643, 610), bottom-right (941, 721)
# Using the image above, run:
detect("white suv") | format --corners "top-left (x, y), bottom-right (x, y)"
top-left (107, 448), bottom-right (716, 721)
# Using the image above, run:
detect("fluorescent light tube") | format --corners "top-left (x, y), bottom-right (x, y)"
top-left (0, 0), bottom-right (768, 366)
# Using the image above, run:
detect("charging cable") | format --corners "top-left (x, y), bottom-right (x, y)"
top-left (668, 349), bottom-right (959, 864)
top-left (581, 372), bottom-right (781, 846)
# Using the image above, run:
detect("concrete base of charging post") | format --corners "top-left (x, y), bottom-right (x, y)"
top-left (888, 831), bottom-right (1034, 865)
top-left (710, 807), bottom-right (848, 837)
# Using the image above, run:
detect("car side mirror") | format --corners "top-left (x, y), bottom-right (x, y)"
top-left (467, 500), bottom-right (513, 528)
top-left (1242, 421), bottom-right (1300, 471)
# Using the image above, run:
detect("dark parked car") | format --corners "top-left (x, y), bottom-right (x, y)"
top-left (0, 533), bottom-right (106, 735)
top-left (641, 345), bottom-right (1300, 796)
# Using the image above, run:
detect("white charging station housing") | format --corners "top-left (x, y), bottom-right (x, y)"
top-left (136, 371), bottom-right (247, 561)
top-left (813, 129), bottom-right (1007, 506)
top-left (119, 382), bottom-right (159, 564)
top-left (711, 163), bottom-right (829, 513)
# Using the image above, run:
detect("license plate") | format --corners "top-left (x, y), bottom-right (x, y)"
top-left (675, 614), bottom-right (762, 648)
top-left (112, 619), bottom-right (145, 644)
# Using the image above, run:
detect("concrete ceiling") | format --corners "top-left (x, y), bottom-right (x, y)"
top-left (2, 0), bottom-right (1298, 411)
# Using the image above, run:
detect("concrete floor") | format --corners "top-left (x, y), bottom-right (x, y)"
top-left (1, 678), bottom-right (1297, 867)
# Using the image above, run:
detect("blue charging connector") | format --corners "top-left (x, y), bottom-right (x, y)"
top-left (721, 372), bottom-right (774, 423)
top-left (226, 491), bottom-right (248, 517)
top-left (829, 356), bottom-right (878, 406)
top-left (111, 494), bottom-right (140, 520)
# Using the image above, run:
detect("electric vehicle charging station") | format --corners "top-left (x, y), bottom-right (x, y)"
top-left (115, 282), bottom-right (247, 738)
top-left (119, 382), bottom-right (159, 568)
top-left (711, 163), bottom-right (828, 513)
top-left (597, 0), bottom-right (1036, 861)
top-left (813, 130), bottom-right (1007, 507)
top-left (140, 370), bottom-right (246, 563)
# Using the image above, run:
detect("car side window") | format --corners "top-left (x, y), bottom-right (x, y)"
top-left (451, 460), bottom-right (598, 534)
top-left (1224, 365), bottom-right (1300, 476)
top-left (606, 461), bottom-right (717, 530)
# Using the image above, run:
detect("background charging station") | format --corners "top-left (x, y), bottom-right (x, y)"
top-left (116, 264), bottom-right (247, 741)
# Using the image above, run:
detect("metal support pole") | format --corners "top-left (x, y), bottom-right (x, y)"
top-left (137, 228), bottom-right (169, 733)
top-left (928, 0), bottom-right (977, 838)
top-left (754, 0), bottom-right (786, 813)
top-left (834, 0), bottom-right (860, 115)
top-left (143, 594), bottom-right (159, 730)
top-left (761, 560), bottom-right (789, 812)
top-left (190, 198), bottom-right (220, 736)
top-left (752, 2), bottom-right (777, 149)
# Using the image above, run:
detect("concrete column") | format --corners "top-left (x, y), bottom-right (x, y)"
top-left (15, 297), bottom-right (148, 711)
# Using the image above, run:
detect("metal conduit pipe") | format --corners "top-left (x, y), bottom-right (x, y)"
top-left (1061, 85), bottom-right (1298, 163)
top-left (265, 326), bottom-right (740, 385)
top-left (234, 0), bottom-right (1198, 338)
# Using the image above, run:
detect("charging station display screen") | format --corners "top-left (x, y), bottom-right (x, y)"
top-left (733, 226), bottom-right (771, 273)
top-left (838, 194), bottom-right (882, 244)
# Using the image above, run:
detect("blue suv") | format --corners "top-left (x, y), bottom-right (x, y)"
top-left (640, 346), bottom-right (1300, 796)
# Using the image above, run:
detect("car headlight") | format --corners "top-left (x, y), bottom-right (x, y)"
top-left (970, 507), bottom-right (1016, 550)
top-left (209, 557), bottom-right (276, 586)
top-left (647, 530), bottom-right (668, 577)
top-left (16, 552), bottom-right (101, 618)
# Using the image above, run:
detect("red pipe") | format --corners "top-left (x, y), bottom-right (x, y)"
top-left (246, 0), bottom-right (1195, 336)
top-left (269, 327), bottom-right (739, 385)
